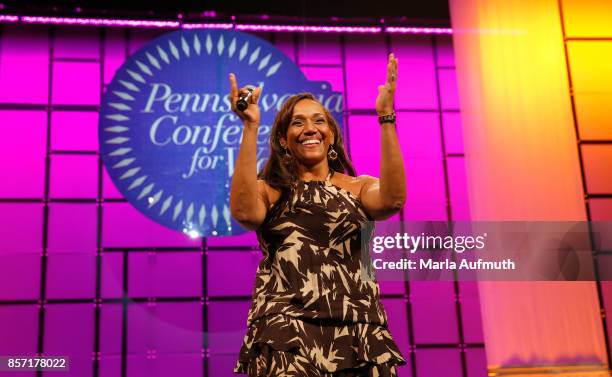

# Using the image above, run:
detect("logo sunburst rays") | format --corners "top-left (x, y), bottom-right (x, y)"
top-left (101, 31), bottom-right (284, 236)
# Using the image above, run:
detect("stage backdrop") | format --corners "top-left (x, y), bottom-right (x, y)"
top-left (0, 24), bottom-right (485, 377)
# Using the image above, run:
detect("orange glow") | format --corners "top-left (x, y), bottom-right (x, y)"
top-left (567, 42), bottom-right (612, 140)
top-left (449, 0), bottom-right (609, 373)
top-left (562, 0), bottom-right (612, 37)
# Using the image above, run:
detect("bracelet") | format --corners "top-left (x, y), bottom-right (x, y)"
top-left (378, 112), bottom-right (396, 125)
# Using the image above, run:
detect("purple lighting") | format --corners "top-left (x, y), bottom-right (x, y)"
top-left (0, 14), bottom-right (454, 34)
top-left (182, 23), bottom-right (233, 30)
top-left (235, 24), bottom-right (382, 33)
top-left (0, 14), bottom-right (18, 23)
top-left (386, 26), bottom-right (453, 34)
top-left (21, 16), bottom-right (180, 28)
top-left (201, 10), bottom-right (217, 18)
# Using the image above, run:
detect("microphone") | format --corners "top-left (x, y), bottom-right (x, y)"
top-left (236, 85), bottom-right (256, 111)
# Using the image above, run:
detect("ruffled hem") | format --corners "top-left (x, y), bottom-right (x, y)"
top-left (233, 313), bottom-right (407, 375)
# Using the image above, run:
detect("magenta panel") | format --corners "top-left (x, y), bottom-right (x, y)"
top-left (102, 166), bottom-right (124, 199)
top-left (450, 203), bottom-right (470, 221)
top-left (46, 254), bottom-right (96, 299)
top-left (207, 251), bottom-right (260, 297)
top-left (0, 203), bottom-right (43, 254)
top-left (207, 301), bottom-right (251, 354)
top-left (0, 26), bottom-right (49, 104)
top-left (126, 354), bottom-right (203, 377)
top-left (348, 115), bottom-right (380, 176)
top-left (99, 355), bottom-right (121, 377)
top-left (208, 354), bottom-right (241, 377)
top-left (128, 252), bottom-right (201, 297)
top-left (458, 281), bottom-right (484, 343)
top-left (439, 69), bottom-right (460, 110)
top-left (405, 158), bottom-right (447, 204)
top-left (435, 35), bottom-right (456, 67)
top-left (390, 35), bottom-right (438, 110)
top-left (397, 361), bottom-right (413, 377)
top-left (416, 349), bottom-right (462, 377)
top-left (349, 113), bottom-right (448, 220)
top-left (273, 33), bottom-right (296, 62)
top-left (300, 66), bottom-right (345, 93)
top-left (381, 298), bottom-right (410, 352)
top-left (411, 282), bottom-right (459, 344)
top-left (0, 110), bottom-right (47, 198)
top-left (127, 302), bottom-right (202, 354)
top-left (591, 199), bottom-right (612, 220)
top-left (104, 29), bottom-right (127, 85)
top-left (52, 61), bottom-right (101, 105)
top-left (54, 27), bottom-right (100, 59)
top-left (47, 203), bottom-right (97, 254)
top-left (442, 112), bottom-right (464, 155)
top-left (403, 203), bottom-right (448, 221)
top-left (99, 303), bottom-right (122, 356)
top-left (101, 253), bottom-right (124, 298)
top-left (466, 348), bottom-right (488, 377)
top-left (379, 280), bottom-right (407, 295)
top-left (51, 111), bottom-right (99, 151)
top-left (44, 303), bottom-right (94, 356)
top-left (447, 157), bottom-right (471, 220)
top-left (102, 203), bottom-right (201, 248)
top-left (0, 305), bottom-right (38, 355)
top-left (206, 231), bottom-right (258, 248)
top-left (0, 254), bottom-right (40, 300)
top-left (50, 155), bottom-right (99, 199)
top-left (396, 112), bottom-right (442, 158)
top-left (344, 35), bottom-right (387, 109)
top-left (298, 34), bottom-right (342, 65)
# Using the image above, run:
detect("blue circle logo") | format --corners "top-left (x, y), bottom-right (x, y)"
top-left (99, 29), bottom-right (343, 237)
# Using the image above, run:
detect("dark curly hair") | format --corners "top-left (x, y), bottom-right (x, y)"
top-left (258, 93), bottom-right (355, 193)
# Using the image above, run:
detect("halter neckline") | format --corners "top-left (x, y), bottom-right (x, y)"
top-left (299, 170), bottom-right (333, 184)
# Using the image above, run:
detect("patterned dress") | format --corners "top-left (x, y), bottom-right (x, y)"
top-left (234, 172), bottom-right (407, 376)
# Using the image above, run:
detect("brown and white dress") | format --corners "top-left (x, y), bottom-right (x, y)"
top-left (234, 172), bottom-right (407, 376)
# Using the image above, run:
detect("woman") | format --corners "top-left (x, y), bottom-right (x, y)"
top-left (230, 53), bottom-right (407, 376)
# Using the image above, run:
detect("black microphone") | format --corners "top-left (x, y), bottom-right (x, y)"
top-left (236, 85), bottom-right (256, 111)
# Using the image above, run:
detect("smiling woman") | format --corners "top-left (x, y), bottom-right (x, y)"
top-left (229, 53), bottom-right (407, 376)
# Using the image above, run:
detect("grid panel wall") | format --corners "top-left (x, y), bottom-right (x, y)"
top-left (560, 0), bottom-right (612, 365)
top-left (0, 24), bottom-right (486, 377)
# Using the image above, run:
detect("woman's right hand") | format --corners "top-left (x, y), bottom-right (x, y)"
top-left (229, 73), bottom-right (262, 127)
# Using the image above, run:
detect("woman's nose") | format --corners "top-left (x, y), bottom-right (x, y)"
top-left (303, 120), bottom-right (317, 133)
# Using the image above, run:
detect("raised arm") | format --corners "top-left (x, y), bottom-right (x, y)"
top-left (360, 53), bottom-right (407, 220)
top-left (228, 73), bottom-right (269, 230)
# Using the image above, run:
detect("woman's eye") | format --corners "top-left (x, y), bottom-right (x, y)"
top-left (315, 119), bottom-right (325, 124)
top-left (292, 121), bottom-right (302, 126)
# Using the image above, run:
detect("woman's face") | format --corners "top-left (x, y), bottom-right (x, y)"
top-left (281, 99), bottom-right (334, 167)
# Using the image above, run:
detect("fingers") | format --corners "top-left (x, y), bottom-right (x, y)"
top-left (252, 86), bottom-right (262, 104)
top-left (230, 74), bottom-right (262, 116)
top-left (229, 73), bottom-right (238, 110)
top-left (386, 52), bottom-right (398, 90)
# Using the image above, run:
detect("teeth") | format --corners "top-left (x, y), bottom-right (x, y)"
top-left (302, 139), bottom-right (320, 145)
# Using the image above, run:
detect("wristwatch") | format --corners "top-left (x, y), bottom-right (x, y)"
top-left (378, 112), bottom-right (396, 125)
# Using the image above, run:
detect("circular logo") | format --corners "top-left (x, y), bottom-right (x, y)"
top-left (99, 29), bottom-right (343, 237)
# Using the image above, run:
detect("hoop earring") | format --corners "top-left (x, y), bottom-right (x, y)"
top-left (327, 145), bottom-right (338, 161)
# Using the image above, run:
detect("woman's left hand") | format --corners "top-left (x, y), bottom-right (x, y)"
top-left (375, 52), bottom-right (398, 115)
